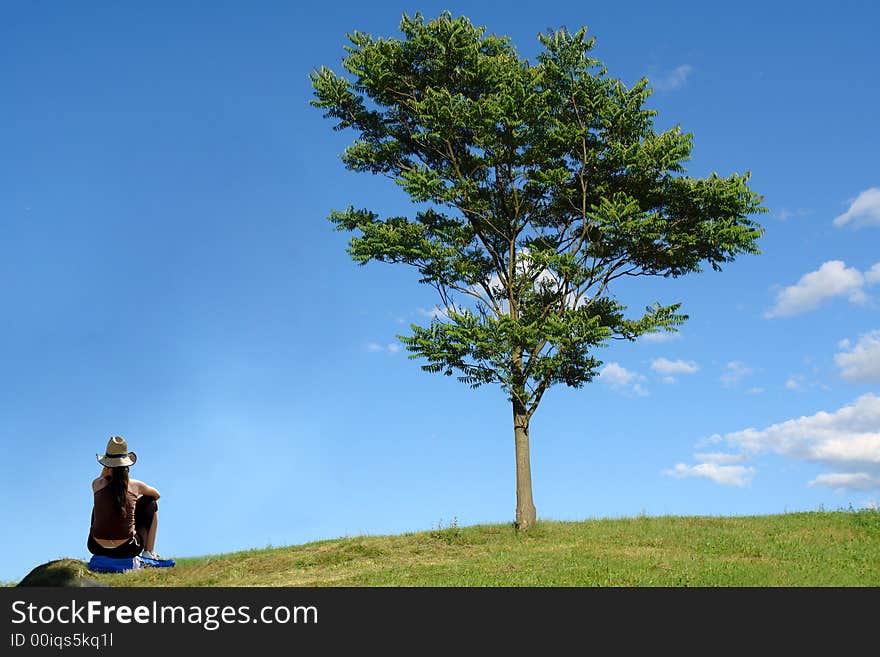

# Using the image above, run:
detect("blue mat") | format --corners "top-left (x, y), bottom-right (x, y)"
top-left (88, 554), bottom-right (175, 573)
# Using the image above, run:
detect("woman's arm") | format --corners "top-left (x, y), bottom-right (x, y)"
top-left (131, 479), bottom-right (161, 500)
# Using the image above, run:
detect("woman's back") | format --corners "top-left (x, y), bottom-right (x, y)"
top-left (90, 477), bottom-right (137, 540)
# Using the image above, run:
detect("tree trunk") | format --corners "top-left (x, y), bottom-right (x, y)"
top-left (513, 398), bottom-right (537, 530)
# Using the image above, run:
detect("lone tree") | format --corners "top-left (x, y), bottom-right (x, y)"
top-left (311, 12), bottom-right (765, 529)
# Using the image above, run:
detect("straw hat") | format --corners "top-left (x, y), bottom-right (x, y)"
top-left (97, 435), bottom-right (137, 467)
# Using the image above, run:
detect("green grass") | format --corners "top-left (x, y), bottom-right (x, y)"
top-left (76, 509), bottom-right (880, 587)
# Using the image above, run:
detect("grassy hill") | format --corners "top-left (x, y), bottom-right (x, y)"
top-left (72, 510), bottom-right (880, 587)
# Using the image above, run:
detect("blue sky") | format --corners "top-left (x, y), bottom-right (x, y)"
top-left (1, 1), bottom-right (878, 582)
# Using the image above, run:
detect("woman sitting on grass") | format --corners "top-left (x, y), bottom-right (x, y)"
top-left (87, 435), bottom-right (163, 561)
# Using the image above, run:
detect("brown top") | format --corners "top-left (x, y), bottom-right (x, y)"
top-left (90, 480), bottom-right (138, 541)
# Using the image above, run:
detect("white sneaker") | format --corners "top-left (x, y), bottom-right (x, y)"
top-left (140, 550), bottom-right (158, 560)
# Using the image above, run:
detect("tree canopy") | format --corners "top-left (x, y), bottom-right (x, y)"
top-left (312, 13), bottom-right (765, 419)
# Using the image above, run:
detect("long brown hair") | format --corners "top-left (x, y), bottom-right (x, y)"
top-left (107, 466), bottom-right (130, 516)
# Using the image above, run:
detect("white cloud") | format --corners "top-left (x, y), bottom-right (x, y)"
top-left (652, 64), bottom-right (694, 92)
top-left (835, 330), bottom-right (880, 382)
top-left (832, 187), bottom-right (880, 228)
top-left (720, 361), bottom-right (754, 387)
top-left (663, 462), bottom-right (754, 488)
top-left (650, 358), bottom-right (699, 380)
top-left (669, 395), bottom-right (880, 491)
top-left (598, 362), bottom-right (648, 396)
top-left (694, 452), bottom-right (749, 465)
top-left (775, 207), bottom-right (809, 221)
top-left (785, 372), bottom-right (830, 393)
top-left (367, 341), bottom-right (402, 354)
top-left (465, 248), bottom-right (581, 316)
top-left (748, 387), bottom-right (765, 395)
top-left (765, 260), bottom-right (873, 318)
top-left (640, 331), bottom-right (681, 343)
top-left (866, 264), bottom-right (880, 285)
top-left (685, 394), bottom-right (880, 491)
top-left (418, 306), bottom-right (450, 320)
top-left (599, 362), bottom-right (638, 388)
top-left (717, 395), bottom-right (880, 464)
top-left (809, 472), bottom-right (880, 491)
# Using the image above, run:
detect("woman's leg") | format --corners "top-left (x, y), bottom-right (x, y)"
top-left (134, 496), bottom-right (159, 554)
top-left (144, 507), bottom-right (158, 552)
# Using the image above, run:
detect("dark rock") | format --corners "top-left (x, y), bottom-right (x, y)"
top-left (18, 559), bottom-right (109, 587)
